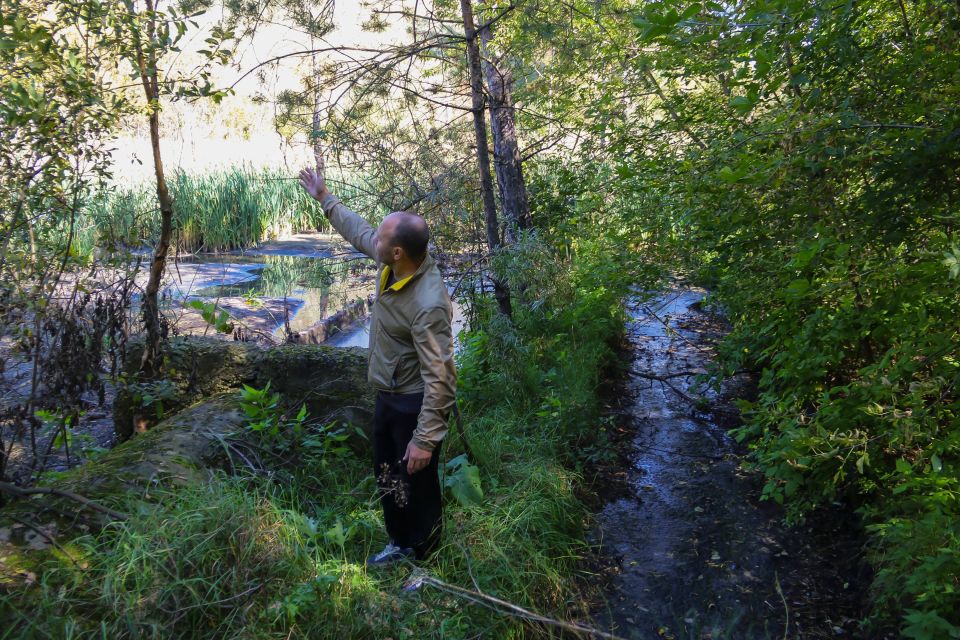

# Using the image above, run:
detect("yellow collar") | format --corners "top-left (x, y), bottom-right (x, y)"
top-left (379, 266), bottom-right (414, 293)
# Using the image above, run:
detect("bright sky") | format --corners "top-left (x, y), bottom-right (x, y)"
top-left (110, 0), bottom-right (416, 181)
top-left (227, 0), bottom-right (412, 94)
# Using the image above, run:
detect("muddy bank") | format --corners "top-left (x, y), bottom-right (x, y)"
top-left (592, 288), bottom-right (872, 640)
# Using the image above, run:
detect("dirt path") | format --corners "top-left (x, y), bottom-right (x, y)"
top-left (593, 288), bottom-right (869, 640)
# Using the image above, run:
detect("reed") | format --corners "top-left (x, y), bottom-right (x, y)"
top-left (69, 167), bottom-right (378, 256)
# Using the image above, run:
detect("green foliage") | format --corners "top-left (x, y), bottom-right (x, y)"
top-left (562, 0), bottom-right (960, 631)
top-left (442, 453), bottom-right (483, 507)
top-left (18, 0), bottom-right (960, 630)
top-left (71, 168), bottom-right (325, 255)
top-left (126, 378), bottom-right (178, 420)
top-left (186, 299), bottom-right (234, 333)
top-left (239, 381), bottom-right (297, 442)
top-left (1, 229), bottom-right (633, 638)
top-left (66, 167), bottom-right (385, 256)
top-left (0, 1), bottom-right (121, 261)
top-left (456, 233), bottom-right (644, 460)
top-left (239, 382), bottom-right (351, 458)
top-left (3, 480), bottom-right (318, 638)
top-left (867, 508), bottom-right (960, 640)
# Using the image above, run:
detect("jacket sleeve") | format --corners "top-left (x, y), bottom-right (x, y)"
top-left (410, 305), bottom-right (457, 451)
top-left (319, 194), bottom-right (377, 260)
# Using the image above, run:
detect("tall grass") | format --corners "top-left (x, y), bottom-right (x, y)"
top-left (67, 167), bottom-right (379, 257)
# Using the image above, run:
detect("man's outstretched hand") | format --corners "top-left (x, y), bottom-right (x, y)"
top-left (299, 155), bottom-right (329, 201)
top-left (403, 441), bottom-right (432, 475)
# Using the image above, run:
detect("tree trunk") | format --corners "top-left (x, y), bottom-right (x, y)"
top-left (132, 0), bottom-right (174, 373)
top-left (140, 104), bottom-right (174, 373)
top-left (478, 17), bottom-right (531, 241)
top-left (459, 0), bottom-right (512, 317)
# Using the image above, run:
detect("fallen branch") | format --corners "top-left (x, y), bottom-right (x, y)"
top-left (639, 303), bottom-right (712, 354)
top-left (0, 481), bottom-right (127, 521)
top-left (775, 571), bottom-right (790, 640)
top-left (629, 370), bottom-right (703, 405)
top-left (408, 574), bottom-right (628, 640)
top-left (629, 368), bottom-right (752, 406)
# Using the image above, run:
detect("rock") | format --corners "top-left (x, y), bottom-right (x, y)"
top-left (0, 393), bottom-right (248, 577)
top-left (113, 336), bottom-right (373, 443)
top-left (2, 345), bottom-right (374, 579)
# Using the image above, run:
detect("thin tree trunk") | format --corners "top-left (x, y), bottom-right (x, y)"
top-left (130, 0), bottom-right (174, 373)
top-left (140, 100), bottom-right (174, 373)
top-left (478, 16), bottom-right (530, 241)
top-left (459, 0), bottom-right (511, 317)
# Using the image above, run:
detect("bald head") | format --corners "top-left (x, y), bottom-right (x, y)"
top-left (383, 211), bottom-right (430, 260)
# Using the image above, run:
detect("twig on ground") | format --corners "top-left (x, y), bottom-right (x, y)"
top-left (630, 369), bottom-right (708, 381)
top-left (0, 481), bottom-right (127, 520)
top-left (640, 303), bottom-right (712, 354)
top-left (775, 571), bottom-right (790, 640)
top-left (453, 537), bottom-right (482, 593)
top-left (410, 574), bottom-right (628, 640)
top-left (629, 371), bottom-right (702, 405)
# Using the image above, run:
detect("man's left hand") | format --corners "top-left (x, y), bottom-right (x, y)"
top-left (403, 441), bottom-right (432, 475)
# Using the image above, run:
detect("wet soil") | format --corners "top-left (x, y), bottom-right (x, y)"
top-left (592, 288), bottom-right (873, 640)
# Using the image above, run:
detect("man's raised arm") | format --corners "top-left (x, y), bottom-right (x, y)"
top-left (299, 161), bottom-right (377, 260)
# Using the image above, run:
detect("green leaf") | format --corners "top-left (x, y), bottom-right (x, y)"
top-left (323, 518), bottom-right (353, 547)
top-left (856, 452), bottom-right (869, 475)
top-left (943, 246), bottom-right (960, 279)
top-left (443, 454), bottom-right (483, 507)
top-left (730, 95), bottom-right (755, 114)
top-left (785, 279), bottom-right (810, 298)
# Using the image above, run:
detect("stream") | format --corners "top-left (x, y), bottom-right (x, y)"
top-left (156, 237), bottom-right (379, 344)
top-left (155, 234), bottom-right (464, 346)
top-left (593, 288), bottom-right (867, 640)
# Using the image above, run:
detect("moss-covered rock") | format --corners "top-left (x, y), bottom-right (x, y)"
top-left (1, 392), bottom-right (247, 584)
top-left (3, 339), bottom-right (375, 587)
top-left (114, 337), bottom-right (373, 442)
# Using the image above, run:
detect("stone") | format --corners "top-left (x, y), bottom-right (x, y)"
top-left (113, 336), bottom-right (373, 443)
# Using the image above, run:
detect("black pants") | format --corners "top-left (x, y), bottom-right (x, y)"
top-left (372, 391), bottom-right (443, 559)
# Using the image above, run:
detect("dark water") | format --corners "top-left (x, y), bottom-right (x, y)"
top-left (594, 289), bottom-right (865, 640)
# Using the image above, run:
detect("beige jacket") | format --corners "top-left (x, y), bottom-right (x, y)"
top-left (320, 194), bottom-right (456, 451)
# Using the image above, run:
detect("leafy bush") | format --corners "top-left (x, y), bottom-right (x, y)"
top-left (239, 382), bottom-right (352, 458)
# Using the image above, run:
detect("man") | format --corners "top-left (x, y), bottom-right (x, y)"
top-left (299, 159), bottom-right (456, 565)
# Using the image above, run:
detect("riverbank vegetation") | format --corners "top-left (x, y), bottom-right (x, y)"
top-left (68, 167), bottom-right (397, 257)
top-left (2, 0), bottom-right (958, 636)
top-left (0, 234), bottom-right (639, 637)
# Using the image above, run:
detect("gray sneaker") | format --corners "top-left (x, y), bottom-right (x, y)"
top-left (367, 542), bottom-right (415, 567)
